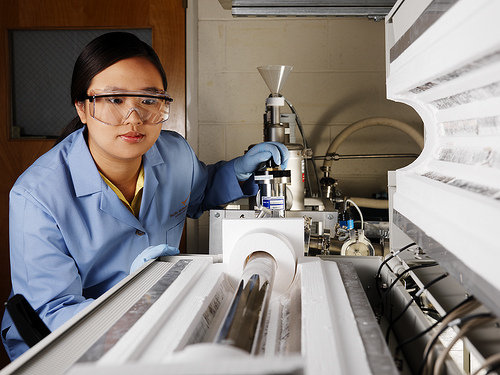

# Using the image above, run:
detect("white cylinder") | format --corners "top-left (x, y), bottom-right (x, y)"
top-left (229, 231), bottom-right (297, 295)
top-left (266, 97), bottom-right (285, 107)
top-left (286, 144), bottom-right (305, 211)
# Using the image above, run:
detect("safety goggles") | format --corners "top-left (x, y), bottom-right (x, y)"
top-left (84, 90), bottom-right (173, 126)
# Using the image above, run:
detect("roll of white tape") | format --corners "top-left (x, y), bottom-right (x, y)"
top-left (228, 229), bottom-right (297, 295)
top-left (266, 97), bottom-right (285, 106)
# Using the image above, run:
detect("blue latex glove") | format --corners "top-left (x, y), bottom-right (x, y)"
top-left (233, 142), bottom-right (289, 181)
top-left (130, 244), bottom-right (180, 274)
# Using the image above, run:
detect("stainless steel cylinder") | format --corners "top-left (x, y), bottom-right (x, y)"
top-left (254, 170), bottom-right (291, 218)
top-left (270, 105), bottom-right (281, 125)
top-left (264, 124), bottom-right (285, 143)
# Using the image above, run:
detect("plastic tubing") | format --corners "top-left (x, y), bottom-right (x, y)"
top-left (346, 198), bottom-right (364, 230)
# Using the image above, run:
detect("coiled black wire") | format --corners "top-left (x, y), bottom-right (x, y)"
top-left (375, 242), bottom-right (416, 299)
top-left (395, 295), bottom-right (476, 353)
top-left (385, 272), bottom-right (449, 343)
top-left (377, 262), bottom-right (439, 316)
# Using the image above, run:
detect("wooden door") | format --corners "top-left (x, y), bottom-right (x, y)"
top-left (0, 0), bottom-right (186, 366)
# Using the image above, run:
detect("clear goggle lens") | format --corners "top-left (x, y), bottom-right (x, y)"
top-left (85, 90), bottom-right (173, 126)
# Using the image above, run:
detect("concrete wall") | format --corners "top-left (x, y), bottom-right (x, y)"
top-left (185, 0), bottom-right (423, 253)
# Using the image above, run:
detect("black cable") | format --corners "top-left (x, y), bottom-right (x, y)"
top-left (376, 262), bottom-right (439, 314)
top-left (375, 242), bottom-right (416, 298)
top-left (417, 312), bottom-right (494, 375)
top-left (395, 295), bottom-right (476, 353)
top-left (379, 262), bottom-right (438, 306)
top-left (284, 97), bottom-right (322, 198)
top-left (385, 273), bottom-right (449, 343)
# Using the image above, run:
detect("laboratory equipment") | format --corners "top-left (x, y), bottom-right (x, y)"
top-left (253, 65), bottom-right (306, 213)
top-left (0, 215), bottom-right (396, 375)
top-left (3, 1), bottom-right (500, 375)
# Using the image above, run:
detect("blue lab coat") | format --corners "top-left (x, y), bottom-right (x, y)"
top-left (1, 127), bottom-right (257, 360)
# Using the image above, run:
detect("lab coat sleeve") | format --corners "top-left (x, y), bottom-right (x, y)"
top-left (5, 187), bottom-right (94, 358)
top-left (186, 154), bottom-right (258, 219)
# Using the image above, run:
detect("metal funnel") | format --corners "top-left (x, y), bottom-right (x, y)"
top-left (257, 65), bottom-right (293, 96)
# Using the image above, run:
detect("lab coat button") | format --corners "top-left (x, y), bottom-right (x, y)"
top-left (135, 229), bottom-right (145, 236)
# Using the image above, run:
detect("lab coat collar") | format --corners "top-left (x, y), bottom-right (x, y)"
top-left (140, 140), bottom-right (163, 219)
top-left (66, 129), bottom-right (140, 228)
top-left (67, 128), bottom-right (165, 227)
top-left (68, 128), bottom-right (165, 198)
top-left (143, 137), bottom-right (164, 167)
top-left (67, 128), bottom-right (102, 198)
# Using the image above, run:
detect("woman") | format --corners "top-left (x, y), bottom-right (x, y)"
top-left (1, 32), bottom-right (288, 360)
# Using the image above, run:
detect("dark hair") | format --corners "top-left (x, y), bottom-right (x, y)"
top-left (55, 32), bottom-right (168, 145)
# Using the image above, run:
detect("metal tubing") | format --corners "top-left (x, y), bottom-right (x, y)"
top-left (270, 105), bottom-right (281, 125)
top-left (315, 153), bottom-right (420, 160)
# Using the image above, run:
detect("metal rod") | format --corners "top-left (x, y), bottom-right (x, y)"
top-left (314, 153), bottom-right (420, 161)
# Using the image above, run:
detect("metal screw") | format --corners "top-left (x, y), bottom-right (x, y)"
top-left (215, 212), bottom-right (220, 218)
top-left (327, 214), bottom-right (334, 220)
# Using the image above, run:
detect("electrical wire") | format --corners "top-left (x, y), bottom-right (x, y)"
top-left (284, 97), bottom-right (322, 198)
top-left (395, 295), bottom-right (477, 353)
top-left (433, 314), bottom-right (496, 375)
top-left (375, 242), bottom-right (416, 298)
top-left (385, 273), bottom-right (449, 343)
top-left (376, 262), bottom-right (439, 314)
top-left (345, 198), bottom-right (364, 230)
top-left (418, 312), bottom-right (492, 375)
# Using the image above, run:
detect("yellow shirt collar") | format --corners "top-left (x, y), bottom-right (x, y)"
top-left (100, 165), bottom-right (144, 217)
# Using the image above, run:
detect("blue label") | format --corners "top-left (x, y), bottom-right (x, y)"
top-left (263, 196), bottom-right (285, 210)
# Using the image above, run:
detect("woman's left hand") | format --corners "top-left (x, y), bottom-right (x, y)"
top-left (233, 142), bottom-right (289, 181)
top-left (130, 244), bottom-right (180, 274)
